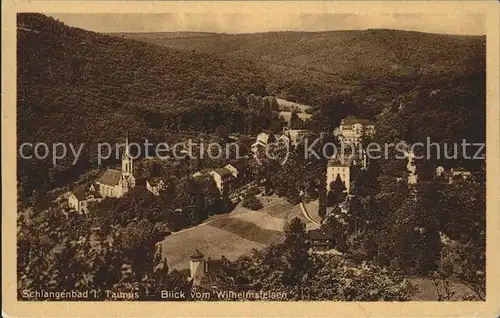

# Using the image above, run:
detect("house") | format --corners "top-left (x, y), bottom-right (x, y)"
top-left (308, 228), bottom-right (335, 252)
top-left (188, 249), bottom-right (222, 287)
top-left (146, 177), bottom-right (165, 196)
top-left (209, 168), bottom-right (235, 195)
top-left (450, 168), bottom-right (472, 181)
top-left (338, 116), bottom-right (376, 146)
top-left (68, 133), bottom-right (135, 210)
top-left (435, 166), bottom-right (445, 178)
top-left (250, 131), bottom-right (292, 159)
top-left (95, 133), bottom-right (136, 198)
top-left (251, 132), bottom-right (271, 148)
top-left (67, 184), bottom-right (103, 214)
top-left (250, 132), bottom-right (273, 155)
top-left (326, 157), bottom-right (353, 193)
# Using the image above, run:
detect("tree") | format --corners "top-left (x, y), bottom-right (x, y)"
top-left (204, 217), bottom-right (416, 301)
top-left (289, 111), bottom-right (304, 129)
top-left (215, 125), bottom-right (229, 142)
top-left (327, 175), bottom-right (347, 207)
top-left (242, 195), bottom-right (264, 210)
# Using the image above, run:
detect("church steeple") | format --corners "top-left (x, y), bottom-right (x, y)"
top-left (122, 130), bottom-right (133, 177)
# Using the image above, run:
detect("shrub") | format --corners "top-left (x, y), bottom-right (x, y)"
top-left (242, 195), bottom-right (263, 210)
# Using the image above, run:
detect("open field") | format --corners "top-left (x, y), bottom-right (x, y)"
top-left (276, 98), bottom-right (313, 112)
top-left (159, 224), bottom-right (263, 270)
top-left (208, 218), bottom-right (282, 245)
top-left (159, 197), bottom-right (318, 270)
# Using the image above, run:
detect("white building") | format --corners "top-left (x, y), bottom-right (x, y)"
top-left (67, 184), bottom-right (103, 214)
top-left (326, 157), bottom-right (353, 193)
top-left (405, 149), bottom-right (418, 185)
top-left (282, 127), bottom-right (309, 147)
top-left (209, 168), bottom-right (234, 195)
top-left (338, 117), bottom-right (376, 146)
top-left (67, 134), bottom-right (136, 212)
top-left (95, 133), bottom-right (136, 198)
top-left (435, 166), bottom-right (445, 178)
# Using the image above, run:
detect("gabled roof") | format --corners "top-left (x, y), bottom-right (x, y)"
top-left (97, 169), bottom-right (123, 186)
top-left (190, 249), bottom-right (204, 260)
top-left (340, 116), bottom-right (375, 126)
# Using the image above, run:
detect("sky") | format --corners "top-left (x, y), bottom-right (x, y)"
top-left (47, 13), bottom-right (485, 36)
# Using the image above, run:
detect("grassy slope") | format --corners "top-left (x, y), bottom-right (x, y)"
top-left (159, 198), bottom-right (312, 270)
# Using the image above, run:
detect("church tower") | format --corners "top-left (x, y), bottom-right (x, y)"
top-left (122, 131), bottom-right (133, 178)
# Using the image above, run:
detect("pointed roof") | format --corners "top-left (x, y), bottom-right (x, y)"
top-left (190, 249), bottom-right (204, 260)
top-left (122, 130), bottom-right (131, 158)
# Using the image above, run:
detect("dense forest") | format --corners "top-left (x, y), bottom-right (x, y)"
top-left (124, 30), bottom-right (485, 105)
top-left (128, 29), bottom-right (486, 146)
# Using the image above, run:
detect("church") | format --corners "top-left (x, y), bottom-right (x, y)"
top-left (68, 133), bottom-right (136, 214)
top-left (96, 133), bottom-right (136, 198)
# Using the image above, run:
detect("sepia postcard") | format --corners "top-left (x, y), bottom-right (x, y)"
top-left (2, 1), bottom-right (500, 317)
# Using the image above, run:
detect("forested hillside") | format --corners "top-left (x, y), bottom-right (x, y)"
top-left (125, 29), bottom-right (486, 147)
top-left (18, 14), bottom-right (272, 143)
top-left (124, 30), bottom-right (485, 106)
top-left (17, 14), bottom-right (276, 197)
